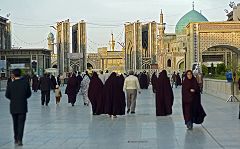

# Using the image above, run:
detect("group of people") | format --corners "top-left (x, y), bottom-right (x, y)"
top-left (151, 70), bottom-right (206, 130)
top-left (5, 68), bottom-right (206, 146)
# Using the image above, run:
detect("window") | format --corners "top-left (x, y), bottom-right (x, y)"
top-left (167, 59), bottom-right (171, 67)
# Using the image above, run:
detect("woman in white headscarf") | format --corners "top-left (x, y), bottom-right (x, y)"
top-left (80, 71), bottom-right (91, 106)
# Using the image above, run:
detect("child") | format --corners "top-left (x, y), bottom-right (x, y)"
top-left (55, 85), bottom-right (62, 104)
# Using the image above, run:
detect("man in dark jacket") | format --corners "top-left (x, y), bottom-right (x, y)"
top-left (38, 73), bottom-right (52, 106)
top-left (5, 69), bottom-right (32, 146)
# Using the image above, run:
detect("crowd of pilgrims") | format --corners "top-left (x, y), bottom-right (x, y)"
top-left (7, 69), bottom-right (206, 130)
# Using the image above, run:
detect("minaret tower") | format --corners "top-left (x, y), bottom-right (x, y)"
top-left (159, 9), bottom-right (165, 52)
top-left (158, 9), bottom-right (165, 69)
top-left (47, 32), bottom-right (55, 54)
top-left (109, 33), bottom-right (116, 51)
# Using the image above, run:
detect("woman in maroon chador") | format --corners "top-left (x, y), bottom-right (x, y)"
top-left (32, 75), bottom-right (39, 92)
top-left (151, 72), bottom-right (158, 93)
top-left (103, 72), bottom-right (116, 116)
top-left (112, 74), bottom-right (126, 116)
top-left (155, 70), bottom-right (174, 116)
top-left (182, 70), bottom-right (206, 130)
top-left (88, 72), bottom-right (104, 115)
top-left (65, 73), bottom-right (78, 106)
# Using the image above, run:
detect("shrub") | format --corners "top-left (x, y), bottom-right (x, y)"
top-left (202, 64), bottom-right (208, 76)
top-left (216, 63), bottom-right (226, 75)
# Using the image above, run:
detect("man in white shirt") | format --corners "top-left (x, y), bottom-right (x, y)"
top-left (123, 70), bottom-right (141, 114)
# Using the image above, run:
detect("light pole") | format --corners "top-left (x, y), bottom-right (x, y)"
top-left (184, 47), bottom-right (187, 71)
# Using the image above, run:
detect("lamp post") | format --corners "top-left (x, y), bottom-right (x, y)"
top-left (183, 47), bottom-right (187, 71)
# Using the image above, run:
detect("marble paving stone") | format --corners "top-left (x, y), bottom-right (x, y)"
top-left (1, 86), bottom-right (240, 149)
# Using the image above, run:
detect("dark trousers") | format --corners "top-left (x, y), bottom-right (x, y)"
top-left (11, 114), bottom-right (26, 142)
top-left (41, 90), bottom-right (50, 105)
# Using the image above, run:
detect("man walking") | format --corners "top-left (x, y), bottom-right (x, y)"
top-left (123, 70), bottom-right (140, 114)
top-left (5, 69), bottom-right (32, 146)
top-left (38, 73), bottom-right (52, 106)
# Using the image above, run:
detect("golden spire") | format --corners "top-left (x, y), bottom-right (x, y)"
top-left (109, 33), bottom-right (115, 51)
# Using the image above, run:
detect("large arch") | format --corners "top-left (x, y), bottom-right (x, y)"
top-left (202, 45), bottom-right (240, 69)
top-left (86, 60), bottom-right (96, 70)
top-left (177, 58), bottom-right (184, 71)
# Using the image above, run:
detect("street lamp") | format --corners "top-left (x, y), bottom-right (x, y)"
top-left (183, 47), bottom-right (187, 71)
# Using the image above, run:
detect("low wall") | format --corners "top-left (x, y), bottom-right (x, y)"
top-left (203, 79), bottom-right (240, 100)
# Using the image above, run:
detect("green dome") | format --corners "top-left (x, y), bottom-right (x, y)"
top-left (175, 10), bottom-right (208, 34)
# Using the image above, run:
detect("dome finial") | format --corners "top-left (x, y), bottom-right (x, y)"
top-left (192, 1), bottom-right (195, 10)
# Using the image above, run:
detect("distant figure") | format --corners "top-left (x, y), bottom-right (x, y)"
top-left (155, 70), bottom-right (174, 116)
top-left (182, 70), bottom-right (206, 130)
top-left (151, 72), bottom-right (158, 93)
top-left (77, 72), bottom-right (83, 92)
top-left (123, 70), bottom-right (141, 114)
top-left (5, 69), bottom-right (31, 146)
top-left (65, 73), bottom-right (79, 106)
top-left (38, 73), bottom-right (51, 106)
top-left (59, 74), bottom-right (65, 86)
top-left (176, 73), bottom-right (182, 87)
top-left (50, 75), bottom-right (57, 90)
top-left (32, 75), bottom-right (39, 92)
top-left (182, 72), bottom-right (185, 81)
top-left (88, 72), bottom-right (104, 115)
top-left (55, 85), bottom-right (62, 105)
top-left (7, 74), bottom-right (14, 86)
top-left (195, 71), bottom-right (203, 94)
top-left (57, 75), bottom-right (61, 86)
top-left (171, 71), bottom-right (177, 88)
top-left (139, 71), bottom-right (149, 89)
top-left (80, 72), bottom-right (91, 106)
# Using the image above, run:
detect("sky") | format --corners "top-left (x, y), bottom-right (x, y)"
top-left (1, 0), bottom-right (239, 52)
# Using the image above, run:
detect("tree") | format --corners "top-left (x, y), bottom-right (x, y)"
top-left (216, 63), bottom-right (226, 75)
top-left (202, 64), bottom-right (208, 76)
top-left (210, 63), bottom-right (215, 75)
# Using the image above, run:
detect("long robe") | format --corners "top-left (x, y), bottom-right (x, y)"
top-left (176, 73), bottom-right (182, 86)
top-left (155, 70), bottom-right (174, 116)
top-left (65, 75), bottom-right (78, 104)
top-left (80, 75), bottom-right (91, 104)
top-left (50, 75), bottom-right (57, 89)
top-left (103, 73), bottom-right (116, 115)
top-left (182, 73), bottom-right (206, 124)
top-left (32, 75), bottom-right (39, 91)
top-left (88, 72), bottom-right (104, 114)
top-left (151, 72), bottom-right (158, 93)
top-left (140, 73), bottom-right (149, 89)
top-left (112, 75), bottom-right (126, 115)
top-left (77, 75), bottom-right (83, 91)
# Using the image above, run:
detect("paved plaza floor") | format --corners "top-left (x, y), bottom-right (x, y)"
top-left (0, 86), bottom-right (240, 149)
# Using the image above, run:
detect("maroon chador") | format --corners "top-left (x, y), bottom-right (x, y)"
top-left (112, 75), bottom-right (126, 115)
top-left (103, 73), bottom-right (116, 115)
top-left (88, 72), bottom-right (104, 115)
top-left (32, 75), bottom-right (39, 92)
top-left (182, 71), bottom-right (206, 125)
top-left (65, 74), bottom-right (78, 105)
top-left (151, 72), bottom-right (158, 93)
top-left (155, 70), bottom-right (174, 116)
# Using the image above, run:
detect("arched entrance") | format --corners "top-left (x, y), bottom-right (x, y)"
top-left (52, 64), bottom-right (57, 68)
top-left (167, 59), bottom-right (172, 67)
top-left (87, 63), bottom-right (93, 70)
top-left (202, 45), bottom-right (240, 70)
